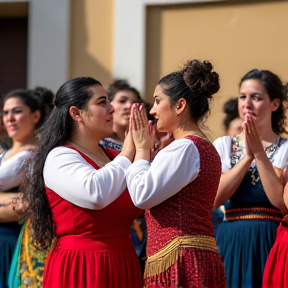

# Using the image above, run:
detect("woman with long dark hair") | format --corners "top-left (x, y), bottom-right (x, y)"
top-left (0, 87), bottom-right (53, 288)
top-left (26, 77), bottom-right (142, 288)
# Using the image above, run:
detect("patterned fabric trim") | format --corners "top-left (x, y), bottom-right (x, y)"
top-left (144, 235), bottom-right (218, 278)
top-left (225, 207), bottom-right (283, 221)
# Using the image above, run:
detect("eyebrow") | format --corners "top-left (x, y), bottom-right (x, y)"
top-left (2, 106), bottom-right (23, 111)
top-left (97, 96), bottom-right (107, 100)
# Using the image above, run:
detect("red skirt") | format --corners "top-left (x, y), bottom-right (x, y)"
top-left (263, 224), bottom-right (288, 288)
top-left (42, 235), bottom-right (142, 288)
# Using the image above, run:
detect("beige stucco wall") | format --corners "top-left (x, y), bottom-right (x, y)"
top-left (70, 0), bottom-right (114, 88)
top-left (146, 1), bottom-right (288, 139)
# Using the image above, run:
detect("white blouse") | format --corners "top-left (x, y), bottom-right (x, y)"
top-left (213, 136), bottom-right (288, 173)
top-left (43, 146), bottom-right (131, 210)
top-left (0, 150), bottom-right (32, 191)
top-left (126, 138), bottom-right (201, 209)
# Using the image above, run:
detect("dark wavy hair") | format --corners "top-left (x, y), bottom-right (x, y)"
top-left (25, 77), bottom-right (102, 248)
top-left (239, 69), bottom-right (287, 135)
top-left (158, 59), bottom-right (220, 122)
top-left (4, 87), bottom-right (54, 130)
top-left (1, 87), bottom-right (54, 148)
top-left (106, 79), bottom-right (141, 102)
top-left (223, 98), bottom-right (239, 132)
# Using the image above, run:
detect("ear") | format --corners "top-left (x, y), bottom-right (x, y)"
top-left (69, 106), bottom-right (83, 122)
top-left (174, 98), bottom-right (187, 115)
top-left (271, 98), bottom-right (280, 112)
top-left (33, 110), bottom-right (41, 124)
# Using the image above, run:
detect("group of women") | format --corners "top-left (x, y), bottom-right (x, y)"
top-left (0, 59), bottom-right (288, 288)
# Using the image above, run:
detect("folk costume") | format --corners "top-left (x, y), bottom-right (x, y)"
top-left (0, 151), bottom-right (31, 288)
top-left (42, 145), bottom-right (142, 288)
top-left (126, 135), bottom-right (226, 288)
top-left (214, 135), bottom-right (288, 288)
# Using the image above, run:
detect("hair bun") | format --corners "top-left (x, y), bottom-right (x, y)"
top-left (182, 59), bottom-right (220, 99)
top-left (32, 87), bottom-right (54, 108)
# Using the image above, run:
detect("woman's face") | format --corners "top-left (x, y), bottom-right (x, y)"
top-left (111, 90), bottom-right (138, 128)
top-left (150, 85), bottom-right (176, 132)
top-left (2, 97), bottom-right (40, 142)
top-left (80, 85), bottom-right (114, 139)
top-left (227, 117), bottom-right (243, 138)
top-left (238, 79), bottom-right (280, 129)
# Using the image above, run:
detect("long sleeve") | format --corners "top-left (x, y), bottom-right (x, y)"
top-left (272, 140), bottom-right (288, 169)
top-left (213, 136), bottom-right (232, 173)
top-left (0, 150), bottom-right (32, 191)
top-left (43, 146), bottom-right (131, 209)
top-left (126, 138), bottom-right (200, 209)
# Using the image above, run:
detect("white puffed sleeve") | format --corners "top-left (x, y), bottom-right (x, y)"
top-left (0, 150), bottom-right (32, 191)
top-left (213, 136), bottom-right (232, 173)
top-left (273, 140), bottom-right (288, 169)
top-left (126, 138), bottom-right (200, 209)
top-left (43, 146), bottom-right (131, 210)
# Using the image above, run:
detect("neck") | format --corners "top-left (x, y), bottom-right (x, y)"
top-left (172, 121), bottom-right (204, 140)
top-left (11, 136), bottom-right (38, 150)
top-left (111, 125), bottom-right (126, 143)
top-left (257, 124), bottom-right (278, 144)
top-left (68, 135), bottom-right (102, 156)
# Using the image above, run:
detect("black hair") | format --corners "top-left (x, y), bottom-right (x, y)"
top-left (106, 79), bottom-right (141, 102)
top-left (158, 59), bottom-right (220, 122)
top-left (240, 69), bottom-right (287, 135)
top-left (4, 87), bottom-right (54, 130)
top-left (25, 77), bottom-right (101, 248)
top-left (223, 98), bottom-right (239, 131)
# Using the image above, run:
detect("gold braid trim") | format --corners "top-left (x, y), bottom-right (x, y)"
top-left (144, 235), bottom-right (218, 278)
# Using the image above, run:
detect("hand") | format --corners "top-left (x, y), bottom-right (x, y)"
top-left (131, 103), bottom-right (155, 150)
top-left (244, 115), bottom-right (265, 160)
top-left (12, 194), bottom-right (28, 216)
top-left (242, 124), bottom-right (254, 161)
top-left (121, 130), bottom-right (135, 162)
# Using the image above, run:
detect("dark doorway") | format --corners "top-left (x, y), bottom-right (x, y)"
top-left (0, 17), bottom-right (28, 97)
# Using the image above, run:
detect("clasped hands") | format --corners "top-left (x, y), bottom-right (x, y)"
top-left (121, 103), bottom-right (155, 161)
top-left (242, 114), bottom-right (265, 161)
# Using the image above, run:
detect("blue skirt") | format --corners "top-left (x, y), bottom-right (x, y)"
top-left (0, 223), bottom-right (22, 288)
top-left (215, 219), bottom-right (279, 288)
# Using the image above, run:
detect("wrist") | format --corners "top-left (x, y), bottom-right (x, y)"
top-left (254, 150), bottom-right (268, 161)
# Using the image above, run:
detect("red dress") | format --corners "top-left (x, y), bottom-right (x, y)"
top-left (42, 146), bottom-right (143, 288)
top-left (262, 223), bottom-right (288, 288)
top-left (144, 136), bottom-right (226, 288)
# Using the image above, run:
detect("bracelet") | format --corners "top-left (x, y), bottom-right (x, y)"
top-left (137, 148), bottom-right (150, 151)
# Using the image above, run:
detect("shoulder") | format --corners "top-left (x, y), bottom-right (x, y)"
top-left (46, 146), bottom-right (83, 161)
top-left (213, 135), bottom-right (232, 148)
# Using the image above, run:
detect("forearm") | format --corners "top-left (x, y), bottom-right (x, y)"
top-left (0, 204), bottom-right (20, 222)
top-left (255, 152), bottom-right (286, 210)
top-left (0, 192), bottom-right (21, 222)
top-left (214, 155), bottom-right (253, 207)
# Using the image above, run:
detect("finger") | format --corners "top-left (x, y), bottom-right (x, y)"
top-left (140, 103), bottom-right (148, 124)
top-left (129, 106), bottom-right (134, 132)
top-left (134, 107), bottom-right (142, 130)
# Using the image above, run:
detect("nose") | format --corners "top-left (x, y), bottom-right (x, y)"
top-left (4, 111), bottom-right (15, 122)
top-left (150, 103), bottom-right (156, 115)
top-left (125, 100), bottom-right (133, 110)
top-left (108, 102), bottom-right (114, 114)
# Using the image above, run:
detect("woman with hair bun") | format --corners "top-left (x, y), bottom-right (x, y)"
top-left (126, 60), bottom-right (226, 287)
top-left (213, 69), bottom-right (288, 288)
top-left (0, 87), bottom-right (54, 288)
